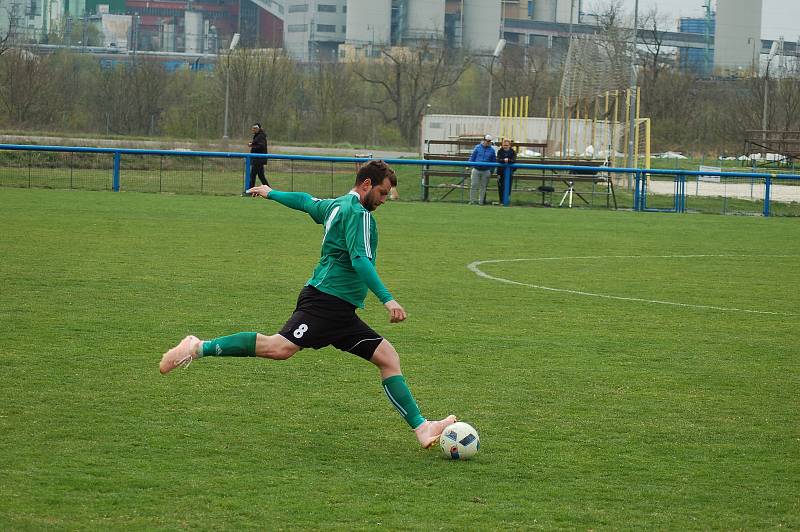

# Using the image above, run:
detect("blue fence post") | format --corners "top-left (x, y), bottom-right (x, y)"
top-left (502, 165), bottom-right (512, 207)
top-left (673, 175), bottom-right (679, 212)
top-left (680, 175), bottom-right (686, 213)
top-left (112, 152), bottom-right (121, 192)
top-left (243, 157), bottom-right (251, 194)
top-left (634, 170), bottom-right (642, 211)
top-left (763, 174), bottom-right (772, 217)
top-left (641, 171), bottom-right (647, 211)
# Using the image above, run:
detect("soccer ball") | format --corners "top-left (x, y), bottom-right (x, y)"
top-left (439, 422), bottom-right (480, 460)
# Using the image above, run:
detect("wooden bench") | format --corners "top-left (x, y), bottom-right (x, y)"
top-left (424, 139), bottom-right (548, 157)
top-left (421, 154), bottom-right (615, 208)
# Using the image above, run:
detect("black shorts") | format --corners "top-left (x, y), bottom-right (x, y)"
top-left (278, 285), bottom-right (383, 360)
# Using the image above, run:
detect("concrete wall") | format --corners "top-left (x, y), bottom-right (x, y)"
top-left (405, 0), bottom-right (445, 41)
top-left (461, 0), bottom-right (501, 52)
top-left (533, 0), bottom-right (579, 24)
top-left (184, 11), bottom-right (203, 53)
top-left (345, 0), bottom-right (390, 45)
top-left (714, 0), bottom-right (762, 74)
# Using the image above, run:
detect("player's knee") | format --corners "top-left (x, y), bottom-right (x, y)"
top-left (256, 334), bottom-right (299, 360)
top-left (371, 340), bottom-right (401, 372)
top-left (272, 344), bottom-right (297, 360)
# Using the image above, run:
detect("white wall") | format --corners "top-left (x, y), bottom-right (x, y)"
top-left (714, 0), bottom-right (763, 73)
top-left (421, 113), bottom-right (623, 159)
top-left (461, 0), bottom-right (501, 52)
top-left (345, 0), bottom-right (390, 45)
top-left (405, 0), bottom-right (445, 41)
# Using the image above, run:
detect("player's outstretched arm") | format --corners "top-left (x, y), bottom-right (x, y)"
top-left (249, 189), bottom-right (327, 223)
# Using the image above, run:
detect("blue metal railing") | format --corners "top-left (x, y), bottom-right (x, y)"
top-left (1, 143), bottom-right (799, 216)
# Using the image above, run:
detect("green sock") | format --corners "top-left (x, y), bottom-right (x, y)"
top-left (382, 375), bottom-right (426, 429)
top-left (200, 332), bottom-right (258, 357)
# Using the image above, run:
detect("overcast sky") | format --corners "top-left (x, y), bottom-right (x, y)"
top-left (607, 0), bottom-right (800, 40)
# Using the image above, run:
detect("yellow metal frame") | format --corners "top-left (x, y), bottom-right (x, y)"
top-left (500, 96), bottom-right (530, 141)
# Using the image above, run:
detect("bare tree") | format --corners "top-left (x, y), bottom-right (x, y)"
top-left (156, 68), bottom-right (218, 139)
top-left (216, 48), bottom-right (297, 138)
top-left (638, 7), bottom-right (671, 85)
top-left (775, 76), bottom-right (800, 132)
top-left (221, 48), bottom-right (257, 138)
top-left (310, 62), bottom-right (355, 145)
top-left (0, 49), bottom-right (54, 126)
top-left (249, 49), bottom-right (298, 135)
top-left (0, 30), bottom-right (9, 57)
top-left (46, 50), bottom-right (102, 131)
top-left (354, 41), bottom-right (471, 146)
top-left (97, 59), bottom-right (167, 135)
top-left (494, 45), bottom-right (552, 111)
top-left (0, 2), bottom-right (16, 56)
top-left (592, 0), bottom-right (634, 81)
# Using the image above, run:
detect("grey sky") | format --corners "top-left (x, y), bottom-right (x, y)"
top-left (609, 0), bottom-right (800, 40)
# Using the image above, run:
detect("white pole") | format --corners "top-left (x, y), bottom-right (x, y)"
top-left (487, 58), bottom-right (495, 116)
top-left (762, 42), bottom-right (779, 142)
top-left (487, 39), bottom-right (506, 117)
top-left (223, 63), bottom-right (231, 140)
top-left (222, 33), bottom-right (239, 140)
top-left (761, 68), bottom-right (768, 141)
top-left (562, 0), bottom-right (576, 158)
top-left (626, 0), bottom-right (639, 188)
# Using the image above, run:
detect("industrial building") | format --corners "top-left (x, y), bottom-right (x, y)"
top-left (285, 0), bottom-right (503, 62)
top-left (2, 0), bottom-right (792, 76)
top-left (1, 0), bottom-right (281, 53)
top-left (714, 0), bottom-right (763, 74)
top-left (678, 14), bottom-right (714, 76)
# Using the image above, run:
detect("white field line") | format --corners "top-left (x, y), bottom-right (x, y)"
top-left (467, 255), bottom-right (797, 316)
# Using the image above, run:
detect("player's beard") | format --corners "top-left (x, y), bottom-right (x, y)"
top-left (364, 191), bottom-right (380, 211)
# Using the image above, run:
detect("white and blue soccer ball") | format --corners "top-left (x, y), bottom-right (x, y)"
top-left (439, 422), bottom-right (480, 460)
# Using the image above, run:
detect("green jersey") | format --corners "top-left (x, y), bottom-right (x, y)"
top-left (268, 190), bottom-right (393, 308)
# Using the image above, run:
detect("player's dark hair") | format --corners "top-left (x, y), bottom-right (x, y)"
top-left (355, 159), bottom-right (397, 187)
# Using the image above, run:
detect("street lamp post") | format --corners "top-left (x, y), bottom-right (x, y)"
top-left (561, 0), bottom-right (575, 159)
top-left (222, 32), bottom-right (240, 140)
top-left (487, 38), bottom-right (506, 116)
top-left (762, 41), bottom-right (779, 142)
top-left (626, 0), bottom-right (639, 174)
top-left (624, 0), bottom-right (640, 194)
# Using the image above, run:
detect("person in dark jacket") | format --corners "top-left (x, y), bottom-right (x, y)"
top-left (248, 122), bottom-right (269, 190)
top-left (496, 138), bottom-right (517, 203)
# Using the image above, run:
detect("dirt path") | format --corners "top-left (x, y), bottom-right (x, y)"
top-left (645, 179), bottom-right (799, 203)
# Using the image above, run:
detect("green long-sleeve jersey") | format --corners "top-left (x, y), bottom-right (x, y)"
top-left (267, 190), bottom-right (393, 308)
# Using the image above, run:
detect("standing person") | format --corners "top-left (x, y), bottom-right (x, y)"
top-left (468, 134), bottom-right (497, 205)
top-left (159, 160), bottom-right (457, 449)
top-left (496, 138), bottom-right (517, 203)
top-left (247, 122), bottom-right (269, 190)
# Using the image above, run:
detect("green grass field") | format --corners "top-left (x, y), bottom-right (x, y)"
top-left (1, 187), bottom-right (798, 530)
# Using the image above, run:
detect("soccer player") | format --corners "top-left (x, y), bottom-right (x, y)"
top-left (159, 160), bottom-right (456, 448)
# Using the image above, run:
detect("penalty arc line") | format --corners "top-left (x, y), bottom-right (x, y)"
top-left (467, 256), bottom-right (797, 316)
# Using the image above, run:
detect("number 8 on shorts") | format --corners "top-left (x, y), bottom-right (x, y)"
top-left (293, 323), bottom-right (309, 338)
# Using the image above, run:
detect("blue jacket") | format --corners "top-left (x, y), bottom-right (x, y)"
top-left (468, 143), bottom-right (497, 170)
